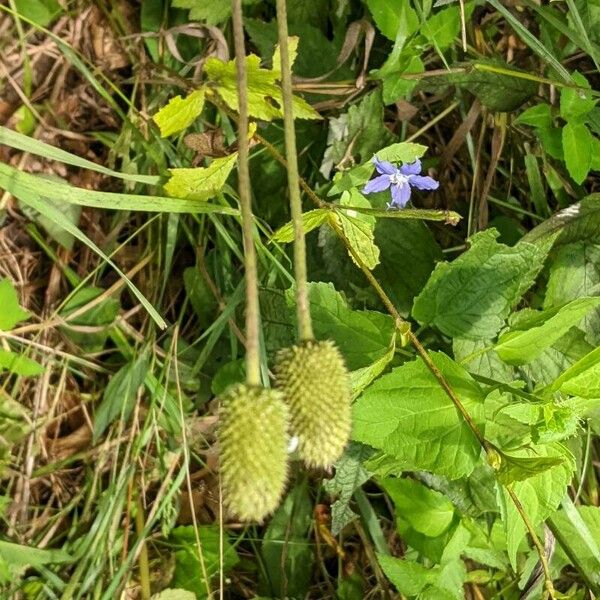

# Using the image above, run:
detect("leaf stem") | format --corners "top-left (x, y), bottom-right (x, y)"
top-left (275, 0), bottom-right (314, 342)
top-left (232, 0), bottom-right (261, 386)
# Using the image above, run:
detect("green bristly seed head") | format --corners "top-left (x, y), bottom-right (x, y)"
top-left (217, 384), bottom-right (289, 522)
top-left (275, 340), bottom-right (351, 469)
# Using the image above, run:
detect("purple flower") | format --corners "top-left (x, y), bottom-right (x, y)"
top-left (362, 156), bottom-right (439, 209)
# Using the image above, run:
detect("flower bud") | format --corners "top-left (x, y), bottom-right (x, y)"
top-left (217, 384), bottom-right (289, 521)
top-left (275, 340), bottom-right (351, 469)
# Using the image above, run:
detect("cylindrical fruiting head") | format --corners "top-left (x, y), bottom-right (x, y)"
top-left (217, 384), bottom-right (289, 522)
top-left (275, 340), bottom-right (351, 469)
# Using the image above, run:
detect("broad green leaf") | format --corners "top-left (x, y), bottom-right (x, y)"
top-left (13, 0), bottom-right (61, 27)
top-left (0, 350), bottom-right (44, 377)
top-left (0, 162), bottom-right (235, 214)
top-left (170, 525), bottom-right (239, 598)
top-left (413, 229), bottom-right (553, 339)
top-left (0, 279), bottom-right (29, 330)
top-left (515, 104), bottom-right (553, 129)
top-left (93, 352), bottom-right (150, 441)
top-left (502, 447), bottom-right (574, 569)
top-left (334, 208), bottom-right (380, 271)
top-left (438, 62), bottom-right (537, 112)
top-left (350, 337), bottom-right (396, 399)
top-left (365, 0), bottom-right (419, 42)
top-left (560, 71), bottom-right (596, 120)
top-left (380, 477), bottom-right (455, 537)
top-left (496, 451), bottom-right (566, 484)
top-left (153, 89), bottom-right (206, 137)
top-left (550, 346), bottom-right (600, 398)
top-left (374, 220), bottom-right (443, 317)
top-left (377, 554), bottom-right (464, 600)
top-left (550, 504), bottom-right (600, 588)
top-left (523, 194), bottom-right (600, 246)
top-left (377, 554), bottom-right (437, 596)
top-left (454, 338), bottom-right (515, 384)
top-left (204, 53), bottom-right (320, 121)
top-left (421, 5), bottom-right (461, 49)
top-left (259, 481), bottom-right (312, 599)
top-left (323, 443), bottom-right (372, 535)
top-left (545, 242), bottom-right (600, 345)
top-left (562, 121), bottom-right (593, 184)
top-left (353, 352), bottom-right (485, 479)
top-left (59, 287), bottom-right (120, 352)
top-left (377, 53), bottom-right (423, 104)
top-left (172, 0), bottom-right (230, 25)
top-left (293, 282), bottom-right (395, 370)
top-left (271, 208), bottom-right (330, 243)
top-left (164, 154), bottom-right (237, 201)
top-left (0, 540), bottom-right (71, 567)
top-left (0, 126), bottom-right (159, 185)
top-left (495, 297), bottom-right (600, 365)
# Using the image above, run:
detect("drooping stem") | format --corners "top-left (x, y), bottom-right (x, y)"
top-left (232, 0), bottom-right (261, 386)
top-left (274, 0), bottom-right (314, 342)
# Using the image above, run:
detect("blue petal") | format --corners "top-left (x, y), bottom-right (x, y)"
top-left (391, 181), bottom-right (411, 207)
top-left (363, 174), bottom-right (391, 194)
top-left (399, 159), bottom-right (422, 176)
top-left (372, 156), bottom-right (396, 175)
top-left (408, 174), bottom-right (439, 191)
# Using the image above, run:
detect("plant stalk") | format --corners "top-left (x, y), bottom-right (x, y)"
top-left (232, 0), bottom-right (261, 386)
top-left (275, 0), bottom-right (314, 342)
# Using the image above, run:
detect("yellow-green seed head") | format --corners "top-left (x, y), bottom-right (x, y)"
top-left (217, 384), bottom-right (289, 522)
top-left (275, 340), bottom-right (351, 469)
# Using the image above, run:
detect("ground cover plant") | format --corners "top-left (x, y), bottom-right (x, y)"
top-left (0, 0), bottom-right (600, 598)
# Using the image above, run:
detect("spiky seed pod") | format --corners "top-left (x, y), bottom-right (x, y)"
top-left (275, 340), bottom-right (351, 469)
top-left (217, 384), bottom-right (289, 522)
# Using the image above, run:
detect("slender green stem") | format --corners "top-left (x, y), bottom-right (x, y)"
top-left (274, 0), bottom-right (313, 341)
top-left (232, 0), bottom-right (261, 386)
top-left (135, 495), bottom-right (151, 600)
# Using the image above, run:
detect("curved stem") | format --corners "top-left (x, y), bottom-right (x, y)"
top-left (274, 0), bottom-right (314, 342)
top-left (232, 0), bottom-right (261, 386)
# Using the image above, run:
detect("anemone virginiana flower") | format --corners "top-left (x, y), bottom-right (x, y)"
top-left (362, 156), bottom-right (439, 209)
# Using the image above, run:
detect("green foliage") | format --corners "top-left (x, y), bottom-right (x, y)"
top-left (413, 229), bottom-right (552, 339)
top-left (353, 352), bottom-right (485, 479)
top-left (0, 279), bottom-right (30, 330)
top-left (153, 89), bottom-right (206, 137)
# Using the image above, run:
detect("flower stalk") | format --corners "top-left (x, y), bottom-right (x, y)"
top-left (275, 0), bottom-right (314, 342)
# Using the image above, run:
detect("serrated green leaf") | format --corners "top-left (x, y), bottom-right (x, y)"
top-left (496, 452), bottom-right (565, 485)
top-left (153, 89), bottom-right (206, 137)
top-left (335, 210), bottom-right (380, 270)
top-left (0, 350), bottom-right (44, 377)
top-left (563, 121), bottom-right (593, 184)
top-left (353, 352), bottom-right (485, 479)
top-left (164, 154), bottom-right (237, 201)
top-left (495, 297), bottom-right (600, 365)
top-left (366, 0), bottom-right (419, 42)
top-left (561, 71), bottom-right (596, 121)
top-left (172, 0), bottom-right (230, 25)
top-left (271, 208), bottom-right (330, 242)
top-left (292, 282), bottom-right (395, 370)
top-left (515, 104), bottom-right (553, 129)
top-left (377, 554), bottom-right (437, 595)
top-left (550, 346), bottom-right (600, 398)
top-left (151, 590), bottom-right (196, 600)
top-left (350, 337), bottom-right (395, 399)
top-left (204, 50), bottom-right (320, 121)
top-left (0, 279), bottom-right (30, 330)
top-left (420, 5), bottom-right (461, 49)
top-left (380, 477), bottom-right (455, 537)
top-left (545, 241), bottom-right (600, 345)
top-left (502, 447), bottom-right (574, 569)
top-left (171, 525), bottom-right (239, 598)
top-left (413, 229), bottom-right (553, 339)
top-left (323, 443), bottom-right (372, 535)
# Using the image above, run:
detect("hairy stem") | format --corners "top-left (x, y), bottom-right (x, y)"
top-left (232, 0), bottom-right (261, 386)
top-left (274, 0), bottom-right (314, 341)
